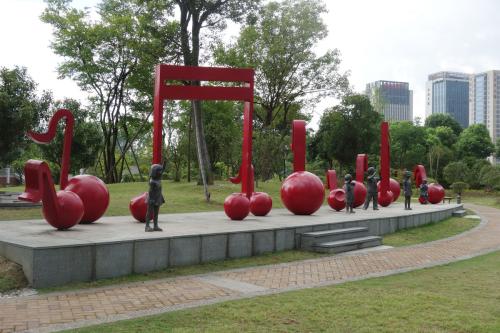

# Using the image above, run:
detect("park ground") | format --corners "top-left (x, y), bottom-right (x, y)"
top-left (0, 181), bottom-right (498, 332)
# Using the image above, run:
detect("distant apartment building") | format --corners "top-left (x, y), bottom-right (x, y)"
top-left (425, 71), bottom-right (469, 128)
top-left (469, 70), bottom-right (500, 146)
top-left (366, 80), bottom-right (413, 122)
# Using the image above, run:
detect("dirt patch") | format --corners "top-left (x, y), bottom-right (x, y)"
top-left (0, 256), bottom-right (28, 292)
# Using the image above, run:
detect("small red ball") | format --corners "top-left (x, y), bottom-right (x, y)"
top-left (224, 193), bottom-right (250, 220)
top-left (281, 171), bottom-right (325, 215)
top-left (130, 192), bottom-right (150, 222)
top-left (66, 175), bottom-right (109, 223)
top-left (327, 189), bottom-right (346, 211)
top-left (353, 182), bottom-right (367, 208)
top-left (43, 190), bottom-right (84, 230)
top-left (250, 192), bottom-right (272, 216)
top-left (378, 190), bottom-right (394, 207)
top-left (428, 183), bottom-right (445, 204)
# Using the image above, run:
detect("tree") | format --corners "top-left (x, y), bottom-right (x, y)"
top-left (443, 161), bottom-right (467, 184)
top-left (479, 165), bottom-right (500, 191)
top-left (425, 113), bottom-right (462, 136)
top-left (312, 95), bottom-right (382, 172)
top-left (389, 121), bottom-right (427, 170)
top-left (0, 67), bottom-right (50, 167)
top-left (454, 124), bottom-right (494, 160)
top-left (41, 0), bottom-right (179, 183)
top-left (38, 99), bottom-right (102, 178)
top-left (214, 0), bottom-right (349, 130)
top-left (495, 138), bottom-right (500, 159)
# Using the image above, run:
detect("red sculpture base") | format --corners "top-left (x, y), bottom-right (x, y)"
top-left (378, 190), bottom-right (394, 207)
top-left (224, 193), bottom-right (250, 220)
top-left (66, 175), bottom-right (109, 223)
top-left (250, 192), bottom-right (272, 216)
top-left (377, 178), bottom-right (401, 203)
top-left (43, 191), bottom-right (84, 230)
top-left (281, 171), bottom-right (325, 215)
top-left (327, 188), bottom-right (346, 211)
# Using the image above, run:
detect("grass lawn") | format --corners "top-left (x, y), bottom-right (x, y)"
top-left (383, 215), bottom-right (480, 247)
top-left (68, 248), bottom-right (500, 333)
top-left (0, 179), bottom-right (291, 221)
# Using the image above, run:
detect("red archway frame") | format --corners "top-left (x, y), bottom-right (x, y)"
top-left (152, 65), bottom-right (254, 198)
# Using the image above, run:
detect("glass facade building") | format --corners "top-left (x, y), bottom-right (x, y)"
top-left (426, 72), bottom-right (469, 128)
top-left (365, 80), bottom-right (413, 122)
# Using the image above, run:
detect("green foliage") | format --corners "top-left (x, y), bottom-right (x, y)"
top-left (0, 67), bottom-right (49, 166)
top-left (312, 94), bottom-right (382, 170)
top-left (389, 121), bottom-right (427, 170)
top-left (424, 113), bottom-right (462, 136)
top-left (451, 182), bottom-right (468, 195)
top-left (479, 165), bottom-right (500, 191)
top-left (465, 159), bottom-right (491, 189)
top-left (455, 124), bottom-right (494, 160)
top-left (443, 161), bottom-right (467, 184)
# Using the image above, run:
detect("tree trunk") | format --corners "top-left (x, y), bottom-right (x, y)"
top-left (192, 100), bottom-right (211, 201)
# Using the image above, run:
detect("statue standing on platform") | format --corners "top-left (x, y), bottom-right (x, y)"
top-left (363, 167), bottom-right (379, 210)
top-left (344, 174), bottom-right (355, 214)
top-left (403, 171), bottom-right (412, 210)
top-left (145, 164), bottom-right (165, 232)
top-left (419, 179), bottom-right (429, 204)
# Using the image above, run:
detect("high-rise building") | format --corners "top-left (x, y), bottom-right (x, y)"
top-left (425, 71), bottom-right (469, 128)
top-left (469, 70), bottom-right (500, 145)
top-left (366, 80), bottom-right (413, 122)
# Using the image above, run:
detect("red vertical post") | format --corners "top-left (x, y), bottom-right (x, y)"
top-left (241, 100), bottom-right (253, 198)
top-left (291, 120), bottom-right (306, 172)
top-left (380, 122), bottom-right (390, 194)
top-left (355, 154), bottom-right (368, 183)
top-left (152, 65), bottom-right (164, 164)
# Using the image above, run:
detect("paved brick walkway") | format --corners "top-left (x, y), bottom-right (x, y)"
top-left (1, 204), bottom-right (499, 333)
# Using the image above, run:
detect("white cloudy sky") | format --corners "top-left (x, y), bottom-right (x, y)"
top-left (1, 0), bottom-right (500, 128)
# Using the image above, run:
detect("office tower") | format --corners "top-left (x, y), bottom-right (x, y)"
top-left (425, 71), bottom-right (469, 128)
top-left (366, 80), bottom-right (413, 122)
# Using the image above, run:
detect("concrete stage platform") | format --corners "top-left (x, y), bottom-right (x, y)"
top-left (0, 202), bottom-right (462, 288)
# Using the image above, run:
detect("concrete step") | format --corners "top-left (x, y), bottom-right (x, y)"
top-left (452, 210), bottom-right (467, 217)
top-left (313, 236), bottom-right (383, 254)
top-left (300, 227), bottom-right (369, 251)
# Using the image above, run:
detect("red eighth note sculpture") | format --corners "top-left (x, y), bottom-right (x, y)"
top-left (413, 164), bottom-right (445, 204)
top-left (281, 120), bottom-right (325, 215)
top-left (18, 109), bottom-right (109, 229)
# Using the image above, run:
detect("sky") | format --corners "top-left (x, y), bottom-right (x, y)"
top-left (1, 0), bottom-right (500, 129)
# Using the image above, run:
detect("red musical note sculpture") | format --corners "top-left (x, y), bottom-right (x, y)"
top-left (326, 169), bottom-right (346, 211)
top-left (378, 122), bottom-right (394, 206)
top-left (413, 164), bottom-right (445, 204)
top-left (19, 109), bottom-right (109, 228)
top-left (281, 120), bottom-right (325, 215)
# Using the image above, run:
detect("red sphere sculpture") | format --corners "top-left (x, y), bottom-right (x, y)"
top-left (250, 192), bottom-right (272, 216)
top-left (378, 190), bottom-right (394, 207)
top-left (65, 175), bottom-right (109, 223)
top-left (353, 182), bottom-right (367, 208)
top-left (377, 178), bottom-right (401, 202)
top-left (224, 193), bottom-right (250, 220)
top-left (327, 188), bottom-right (346, 211)
top-left (281, 171), bottom-right (325, 215)
top-left (428, 183), bottom-right (445, 204)
top-left (43, 191), bottom-right (84, 230)
top-left (130, 192), bottom-right (150, 222)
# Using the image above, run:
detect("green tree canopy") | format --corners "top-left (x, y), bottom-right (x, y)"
top-left (424, 113), bottom-right (462, 136)
top-left (454, 124), bottom-right (494, 160)
top-left (389, 121), bottom-right (427, 170)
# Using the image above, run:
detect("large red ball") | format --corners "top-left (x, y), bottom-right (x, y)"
top-left (281, 171), bottom-right (325, 215)
top-left (224, 193), bottom-right (250, 220)
top-left (377, 178), bottom-right (401, 202)
top-left (129, 192), bottom-right (150, 222)
top-left (428, 183), bottom-right (445, 204)
top-left (353, 182), bottom-right (367, 208)
top-left (43, 190), bottom-right (84, 230)
top-left (66, 175), bottom-right (109, 223)
top-left (378, 190), bottom-right (394, 207)
top-left (327, 189), bottom-right (346, 211)
top-left (250, 192), bottom-right (272, 216)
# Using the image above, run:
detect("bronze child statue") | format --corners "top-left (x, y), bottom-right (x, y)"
top-left (403, 170), bottom-right (412, 210)
top-left (363, 166), bottom-right (379, 210)
top-left (419, 179), bottom-right (429, 204)
top-left (344, 174), bottom-right (355, 214)
top-left (145, 164), bottom-right (165, 232)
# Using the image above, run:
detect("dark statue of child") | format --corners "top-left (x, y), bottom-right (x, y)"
top-left (419, 179), bottom-right (429, 204)
top-left (145, 164), bottom-right (165, 232)
top-left (403, 170), bottom-right (412, 210)
top-left (344, 174), bottom-right (355, 214)
top-left (363, 166), bottom-right (379, 210)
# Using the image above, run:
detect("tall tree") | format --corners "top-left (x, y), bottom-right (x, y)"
top-left (311, 95), bottom-right (382, 172)
top-left (214, 0), bottom-right (349, 130)
top-left (454, 124), bottom-right (494, 160)
top-left (0, 66), bottom-right (50, 166)
top-left (41, 0), bottom-right (178, 183)
top-left (389, 121), bottom-right (427, 170)
top-left (424, 113), bottom-right (462, 136)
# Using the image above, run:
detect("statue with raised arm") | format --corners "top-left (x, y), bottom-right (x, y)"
top-left (145, 164), bottom-right (165, 232)
top-left (363, 166), bottom-right (379, 210)
top-left (344, 174), bottom-right (355, 214)
top-left (403, 170), bottom-right (412, 210)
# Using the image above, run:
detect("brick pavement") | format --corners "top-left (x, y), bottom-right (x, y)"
top-left (0, 204), bottom-right (499, 333)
